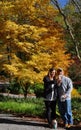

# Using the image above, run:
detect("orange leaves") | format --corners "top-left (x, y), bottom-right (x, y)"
top-left (0, 0), bottom-right (73, 84)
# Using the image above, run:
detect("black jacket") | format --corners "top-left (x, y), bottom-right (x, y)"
top-left (43, 75), bottom-right (57, 101)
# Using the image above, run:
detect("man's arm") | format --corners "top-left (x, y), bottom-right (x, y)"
top-left (65, 78), bottom-right (73, 97)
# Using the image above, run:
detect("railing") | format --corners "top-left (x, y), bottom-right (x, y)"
top-left (73, 81), bottom-right (81, 88)
top-left (0, 82), bottom-right (10, 91)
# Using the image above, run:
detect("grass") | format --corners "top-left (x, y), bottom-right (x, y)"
top-left (0, 95), bottom-right (45, 117)
top-left (0, 94), bottom-right (81, 123)
top-left (0, 101), bottom-right (44, 116)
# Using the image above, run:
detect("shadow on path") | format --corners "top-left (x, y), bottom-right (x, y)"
top-left (0, 118), bottom-right (48, 128)
top-left (0, 116), bottom-right (81, 130)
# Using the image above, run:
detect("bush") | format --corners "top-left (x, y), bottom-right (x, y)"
top-left (27, 85), bottom-right (35, 94)
top-left (33, 83), bottom-right (44, 98)
top-left (77, 86), bottom-right (81, 95)
top-left (72, 88), bottom-right (80, 97)
top-left (8, 79), bottom-right (23, 94)
top-left (72, 97), bottom-right (81, 122)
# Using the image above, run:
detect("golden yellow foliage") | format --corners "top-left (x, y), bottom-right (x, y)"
top-left (72, 88), bottom-right (80, 98)
top-left (0, 0), bottom-right (73, 87)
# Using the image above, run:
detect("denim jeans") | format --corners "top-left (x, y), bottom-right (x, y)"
top-left (58, 99), bottom-right (73, 125)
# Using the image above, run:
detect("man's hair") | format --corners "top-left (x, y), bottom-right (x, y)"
top-left (57, 68), bottom-right (63, 72)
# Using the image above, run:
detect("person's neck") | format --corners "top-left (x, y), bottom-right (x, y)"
top-left (50, 76), bottom-right (54, 80)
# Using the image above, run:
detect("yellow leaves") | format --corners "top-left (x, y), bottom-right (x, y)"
top-left (36, 27), bottom-right (48, 36)
top-left (0, 54), bottom-right (3, 59)
top-left (17, 68), bottom-right (37, 85)
top-left (51, 49), bottom-right (72, 71)
top-left (25, 52), bottom-right (52, 82)
top-left (47, 4), bottom-right (58, 15)
top-left (14, 0), bottom-right (35, 19)
top-left (28, 53), bottom-right (52, 72)
top-left (72, 88), bottom-right (80, 98)
top-left (0, 1), bottom-right (14, 22)
top-left (3, 21), bottom-right (18, 40)
top-left (3, 64), bottom-right (18, 76)
top-left (0, 0), bottom-right (73, 85)
top-left (31, 27), bottom-right (48, 40)
top-left (5, 20), bottom-right (18, 31)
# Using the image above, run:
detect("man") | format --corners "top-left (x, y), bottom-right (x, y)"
top-left (57, 68), bottom-right (73, 128)
top-left (43, 68), bottom-right (57, 128)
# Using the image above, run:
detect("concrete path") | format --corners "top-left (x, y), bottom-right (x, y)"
top-left (0, 114), bottom-right (65, 130)
top-left (0, 114), bottom-right (81, 130)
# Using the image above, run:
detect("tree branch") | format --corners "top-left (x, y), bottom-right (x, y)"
top-left (51, 0), bottom-right (81, 61)
top-left (72, 0), bottom-right (81, 13)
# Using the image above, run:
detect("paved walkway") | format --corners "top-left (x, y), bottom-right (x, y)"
top-left (0, 114), bottom-right (65, 130)
top-left (0, 114), bottom-right (81, 130)
top-left (0, 93), bottom-right (81, 130)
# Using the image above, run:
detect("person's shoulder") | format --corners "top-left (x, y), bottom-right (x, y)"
top-left (64, 76), bottom-right (72, 82)
top-left (43, 75), bottom-right (48, 79)
top-left (43, 75), bottom-right (48, 81)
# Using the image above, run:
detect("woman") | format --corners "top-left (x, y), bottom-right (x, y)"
top-left (43, 68), bottom-right (57, 128)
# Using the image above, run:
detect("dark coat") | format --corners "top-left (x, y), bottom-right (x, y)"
top-left (43, 75), bottom-right (57, 101)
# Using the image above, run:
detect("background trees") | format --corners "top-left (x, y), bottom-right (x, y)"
top-left (0, 0), bottom-right (78, 96)
top-left (51, 0), bottom-right (81, 81)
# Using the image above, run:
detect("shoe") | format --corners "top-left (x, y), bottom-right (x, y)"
top-left (52, 120), bottom-right (57, 129)
top-left (68, 124), bottom-right (73, 128)
top-left (49, 123), bottom-right (52, 128)
top-left (64, 124), bottom-right (68, 128)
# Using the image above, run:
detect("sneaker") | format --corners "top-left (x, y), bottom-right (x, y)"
top-left (52, 120), bottom-right (57, 129)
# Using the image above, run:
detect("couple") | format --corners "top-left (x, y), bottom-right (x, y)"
top-left (43, 67), bottom-right (73, 128)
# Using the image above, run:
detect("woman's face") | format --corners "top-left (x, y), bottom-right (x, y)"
top-left (50, 70), bottom-right (56, 77)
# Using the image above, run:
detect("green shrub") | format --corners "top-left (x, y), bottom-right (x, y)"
top-left (33, 83), bottom-right (44, 98)
top-left (72, 97), bottom-right (81, 122)
top-left (8, 79), bottom-right (23, 94)
top-left (77, 86), bottom-right (81, 95)
top-left (27, 85), bottom-right (35, 94)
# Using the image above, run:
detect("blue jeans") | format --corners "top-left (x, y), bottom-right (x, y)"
top-left (58, 99), bottom-right (73, 125)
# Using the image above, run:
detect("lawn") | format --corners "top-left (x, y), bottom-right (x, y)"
top-left (0, 94), bottom-right (81, 125)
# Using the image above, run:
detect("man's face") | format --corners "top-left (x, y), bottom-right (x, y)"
top-left (57, 70), bottom-right (63, 76)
